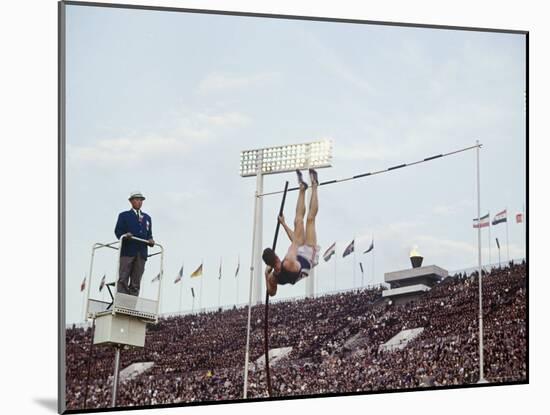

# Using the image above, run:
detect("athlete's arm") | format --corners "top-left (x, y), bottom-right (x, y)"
top-left (278, 215), bottom-right (294, 242)
top-left (265, 266), bottom-right (278, 296)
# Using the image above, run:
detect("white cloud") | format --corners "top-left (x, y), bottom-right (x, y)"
top-left (196, 72), bottom-right (281, 94)
top-left (68, 109), bottom-right (251, 167)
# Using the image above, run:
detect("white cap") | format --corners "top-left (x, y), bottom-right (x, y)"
top-left (128, 191), bottom-right (146, 200)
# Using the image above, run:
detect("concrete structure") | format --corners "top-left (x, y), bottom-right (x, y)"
top-left (255, 346), bottom-right (293, 368)
top-left (378, 327), bottom-right (425, 352)
top-left (119, 362), bottom-right (155, 383)
top-left (383, 264), bottom-right (448, 305)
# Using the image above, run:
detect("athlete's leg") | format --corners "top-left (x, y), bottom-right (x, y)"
top-left (294, 171), bottom-right (306, 245)
top-left (305, 169), bottom-right (319, 246)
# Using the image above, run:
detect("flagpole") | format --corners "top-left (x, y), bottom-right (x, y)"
top-left (475, 139), bottom-right (485, 383)
top-left (353, 235), bottom-right (357, 290)
top-left (334, 244), bottom-right (337, 292)
top-left (236, 257), bottom-right (240, 305)
top-left (498, 240), bottom-right (501, 269)
top-left (506, 207), bottom-right (510, 264)
top-left (218, 258), bottom-right (222, 310)
top-left (372, 244), bottom-right (375, 287)
top-left (488, 215), bottom-right (491, 268)
top-left (199, 261), bottom-right (204, 312)
top-left (179, 277), bottom-right (183, 312)
top-left (80, 286), bottom-right (85, 323)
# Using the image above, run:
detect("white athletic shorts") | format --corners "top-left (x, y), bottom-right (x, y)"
top-left (297, 244), bottom-right (321, 275)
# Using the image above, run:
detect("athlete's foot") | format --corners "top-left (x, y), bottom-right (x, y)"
top-left (309, 168), bottom-right (319, 186)
top-left (296, 169), bottom-right (308, 190)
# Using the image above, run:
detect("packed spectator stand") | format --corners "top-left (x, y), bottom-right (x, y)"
top-left (66, 261), bottom-right (526, 409)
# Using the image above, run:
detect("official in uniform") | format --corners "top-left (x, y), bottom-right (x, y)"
top-left (114, 191), bottom-right (155, 297)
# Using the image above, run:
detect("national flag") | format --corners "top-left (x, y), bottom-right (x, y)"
top-left (99, 274), bottom-right (106, 292)
top-left (218, 258), bottom-right (222, 280)
top-left (492, 209), bottom-right (507, 226)
top-left (472, 213), bottom-right (490, 228)
top-left (496, 238), bottom-right (500, 249)
top-left (323, 242), bottom-right (336, 262)
top-left (343, 239), bottom-right (354, 258)
top-left (235, 257), bottom-right (240, 278)
top-left (363, 239), bottom-right (374, 254)
top-left (191, 263), bottom-right (203, 278)
top-left (151, 273), bottom-right (161, 283)
top-left (191, 287), bottom-right (195, 298)
top-left (80, 276), bottom-right (86, 292)
top-left (359, 262), bottom-right (364, 274)
top-left (516, 213), bottom-right (523, 223)
top-left (174, 266), bottom-right (183, 284)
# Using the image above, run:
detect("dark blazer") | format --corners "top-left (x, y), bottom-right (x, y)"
top-left (114, 209), bottom-right (153, 260)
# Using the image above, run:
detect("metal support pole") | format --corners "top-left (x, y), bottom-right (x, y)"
top-left (253, 173), bottom-right (264, 304)
top-left (111, 345), bottom-right (121, 407)
top-left (243, 187), bottom-right (260, 398)
top-left (476, 140), bottom-right (486, 383)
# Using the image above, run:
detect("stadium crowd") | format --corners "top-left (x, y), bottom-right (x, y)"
top-left (65, 261), bottom-right (526, 409)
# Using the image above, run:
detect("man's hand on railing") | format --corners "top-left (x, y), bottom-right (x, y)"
top-left (124, 232), bottom-right (133, 238)
top-left (148, 239), bottom-right (155, 247)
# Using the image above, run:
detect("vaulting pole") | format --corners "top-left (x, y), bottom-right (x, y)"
top-left (264, 181), bottom-right (289, 397)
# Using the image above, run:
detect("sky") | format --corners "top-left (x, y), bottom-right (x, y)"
top-left (64, 4), bottom-right (526, 324)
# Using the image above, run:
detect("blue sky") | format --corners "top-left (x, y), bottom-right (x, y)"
top-left (65, 5), bottom-right (526, 323)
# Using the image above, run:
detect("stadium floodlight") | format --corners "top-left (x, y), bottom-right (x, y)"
top-left (239, 139), bottom-right (333, 177)
top-left (241, 139), bottom-right (333, 399)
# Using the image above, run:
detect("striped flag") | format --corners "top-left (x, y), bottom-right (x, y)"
top-left (496, 238), bottom-right (500, 249)
top-left (323, 242), bottom-right (336, 262)
top-left (492, 209), bottom-right (507, 226)
top-left (343, 240), bottom-right (354, 258)
top-left (174, 266), bottom-right (183, 284)
top-left (363, 239), bottom-right (374, 254)
top-left (473, 213), bottom-right (490, 228)
top-left (516, 213), bottom-right (523, 223)
top-left (218, 258), bottom-right (222, 280)
top-left (151, 273), bottom-right (161, 283)
top-left (191, 263), bottom-right (203, 278)
top-left (99, 274), bottom-right (106, 292)
top-left (80, 276), bottom-right (86, 292)
top-left (235, 257), bottom-right (240, 278)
